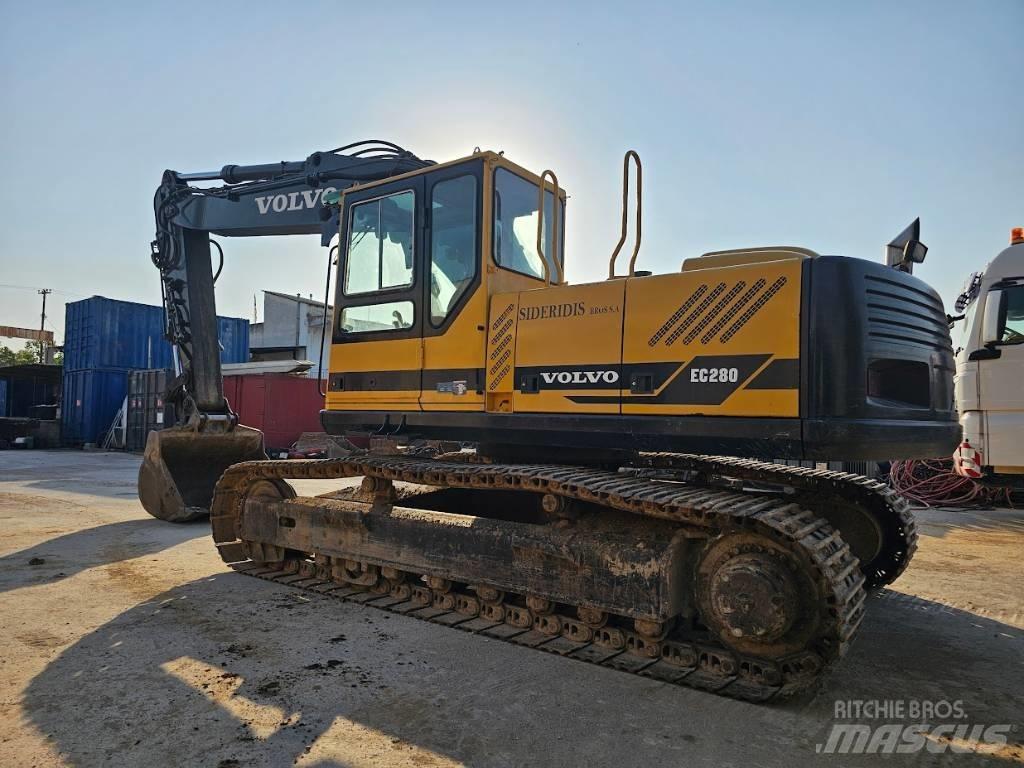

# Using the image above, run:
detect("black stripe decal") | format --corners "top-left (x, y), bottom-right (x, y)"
top-left (720, 276), bottom-right (787, 343)
top-left (648, 285), bottom-right (708, 346)
top-left (682, 281), bottom-right (747, 345)
top-left (665, 283), bottom-right (726, 345)
top-left (490, 304), bottom-right (514, 330)
top-left (514, 362), bottom-right (687, 394)
top-left (745, 358), bottom-right (799, 390)
top-left (570, 354), bottom-right (771, 405)
top-left (699, 278), bottom-right (766, 345)
top-left (330, 368), bottom-right (483, 392)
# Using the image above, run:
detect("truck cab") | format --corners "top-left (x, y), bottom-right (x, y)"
top-left (952, 228), bottom-right (1024, 478)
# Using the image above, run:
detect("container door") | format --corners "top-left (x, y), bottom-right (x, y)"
top-left (241, 376), bottom-right (266, 433)
top-left (327, 176), bottom-right (425, 413)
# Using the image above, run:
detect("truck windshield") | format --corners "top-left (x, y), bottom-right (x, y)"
top-left (1002, 285), bottom-right (1024, 343)
top-left (492, 168), bottom-right (563, 280)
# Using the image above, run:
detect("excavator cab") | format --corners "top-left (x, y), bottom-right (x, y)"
top-left (324, 152), bottom-right (565, 418)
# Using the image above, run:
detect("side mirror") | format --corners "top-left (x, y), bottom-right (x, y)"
top-left (886, 218), bottom-right (926, 274)
top-left (981, 290), bottom-right (1005, 345)
top-left (903, 239), bottom-right (928, 264)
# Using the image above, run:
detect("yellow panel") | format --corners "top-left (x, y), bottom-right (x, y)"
top-left (421, 288), bottom-right (488, 410)
top-left (485, 293), bottom-right (518, 413)
top-left (325, 337), bottom-right (420, 411)
top-left (622, 258), bottom-right (802, 417)
top-left (325, 393), bottom-right (421, 411)
top-left (328, 337), bottom-right (421, 371)
top-left (513, 280), bottom-right (626, 414)
top-left (682, 247), bottom-right (816, 272)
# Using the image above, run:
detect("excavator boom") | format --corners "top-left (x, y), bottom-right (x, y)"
top-left (139, 141), bottom-right (432, 520)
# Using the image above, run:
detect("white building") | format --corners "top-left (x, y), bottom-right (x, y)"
top-left (249, 291), bottom-right (333, 379)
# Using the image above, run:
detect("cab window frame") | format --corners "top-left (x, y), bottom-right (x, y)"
top-left (428, 173), bottom-right (479, 329)
top-left (333, 179), bottom-right (423, 345)
top-left (342, 188), bottom-right (418, 298)
top-left (996, 283), bottom-right (1024, 345)
top-left (420, 159), bottom-right (485, 338)
top-left (490, 166), bottom-right (565, 282)
top-left (338, 300), bottom-right (416, 336)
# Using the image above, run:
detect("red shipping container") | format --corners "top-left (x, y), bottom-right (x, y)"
top-left (222, 374), bottom-right (325, 451)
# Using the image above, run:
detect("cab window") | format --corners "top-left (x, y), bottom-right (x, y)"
top-left (1001, 285), bottom-right (1024, 344)
top-left (492, 168), bottom-right (562, 280)
top-left (340, 301), bottom-right (414, 334)
top-left (344, 190), bottom-right (415, 295)
top-left (430, 175), bottom-right (477, 325)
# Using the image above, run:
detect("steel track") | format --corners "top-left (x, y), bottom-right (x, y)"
top-left (636, 453), bottom-right (917, 588)
top-left (210, 455), bottom-right (868, 702)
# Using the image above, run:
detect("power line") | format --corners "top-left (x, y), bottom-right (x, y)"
top-left (0, 283), bottom-right (83, 298)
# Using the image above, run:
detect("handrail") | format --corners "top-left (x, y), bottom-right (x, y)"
top-left (536, 169), bottom-right (564, 285)
top-left (608, 150), bottom-right (642, 279)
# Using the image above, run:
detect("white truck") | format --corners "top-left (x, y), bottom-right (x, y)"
top-left (952, 228), bottom-right (1024, 481)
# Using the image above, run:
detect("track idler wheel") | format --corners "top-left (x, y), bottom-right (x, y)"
top-left (696, 532), bottom-right (819, 658)
top-left (801, 494), bottom-right (906, 590)
top-left (239, 478), bottom-right (297, 564)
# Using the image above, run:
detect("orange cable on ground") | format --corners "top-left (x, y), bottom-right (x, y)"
top-left (888, 459), bottom-right (1016, 508)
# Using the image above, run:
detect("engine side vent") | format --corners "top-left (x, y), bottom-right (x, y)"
top-left (867, 359), bottom-right (931, 409)
top-left (864, 274), bottom-right (950, 351)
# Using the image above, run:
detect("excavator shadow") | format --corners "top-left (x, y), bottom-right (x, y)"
top-left (1, 448), bottom-right (143, 501)
top-left (911, 505), bottom-right (1024, 539)
top-left (22, 572), bottom-right (1023, 767)
top-left (0, 518), bottom-right (206, 595)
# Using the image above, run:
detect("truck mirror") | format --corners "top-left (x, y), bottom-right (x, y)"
top-left (903, 239), bottom-right (928, 264)
top-left (885, 218), bottom-right (926, 274)
top-left (981, 289), bottom-right (1005, 345)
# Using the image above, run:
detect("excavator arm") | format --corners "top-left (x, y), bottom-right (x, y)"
top-left (140, 140), bottom-right (431, 521)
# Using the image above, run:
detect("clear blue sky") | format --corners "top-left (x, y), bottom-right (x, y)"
top-left (1, 0), bottom-right (1020, 344)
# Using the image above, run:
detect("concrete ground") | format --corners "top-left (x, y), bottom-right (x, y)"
top-left (0, 450), bottom-right (1021, 768)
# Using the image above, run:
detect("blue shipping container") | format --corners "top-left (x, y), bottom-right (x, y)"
top-left (63, 296), bottom-right (249, 371)
top-left (61, 369), bottom-right (128, 445)
top-left (0, 379), bottom-right (6, 417)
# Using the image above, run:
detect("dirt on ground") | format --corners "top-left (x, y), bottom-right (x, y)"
top-left (0, 450), bottom-right (1021, 767)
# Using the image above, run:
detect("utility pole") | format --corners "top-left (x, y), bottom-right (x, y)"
top-left (38, 288), bottom-right (52, 363)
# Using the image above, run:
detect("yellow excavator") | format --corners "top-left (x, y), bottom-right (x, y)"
top-left (139, 140), bottom-right (958, 701)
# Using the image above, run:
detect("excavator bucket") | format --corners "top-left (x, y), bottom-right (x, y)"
top-left (138, 425), bottom-right (266, 522)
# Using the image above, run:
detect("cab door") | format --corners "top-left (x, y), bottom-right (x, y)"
top-left (978, 282), bottom-right (1024, 469)
top-left (327, 176), bottom-right (425, 412)
top-left (419, 159), bottom-right (487, 411)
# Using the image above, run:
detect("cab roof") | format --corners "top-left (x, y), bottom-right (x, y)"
top-left (342, 150), bottom-right (567, 200)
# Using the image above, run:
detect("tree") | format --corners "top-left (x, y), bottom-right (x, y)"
top-left (0, 342), bottom-right (43, 366)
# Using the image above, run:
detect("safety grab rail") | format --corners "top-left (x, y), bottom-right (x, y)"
top-left (536, 169), bottom-right (565, 285)
top-left (608, 150), bottom-right (642, 279)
